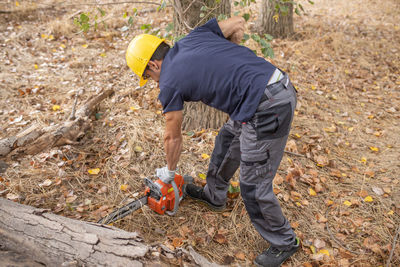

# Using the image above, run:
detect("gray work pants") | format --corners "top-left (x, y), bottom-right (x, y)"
top-left (203, 74), bottom-right (297, 250)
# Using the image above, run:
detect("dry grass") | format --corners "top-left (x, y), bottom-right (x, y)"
top-left (1, 0), bottom-right (399, 266)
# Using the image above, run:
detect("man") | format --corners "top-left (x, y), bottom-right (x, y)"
top-left (126, 16), bottom-right (299, 267)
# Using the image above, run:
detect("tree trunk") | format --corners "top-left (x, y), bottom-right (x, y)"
top-left (0, 198), bottom-right (221, 267)
top-left (257, 0), bottom-right (294, 38)
top-left (0, 89), bottom-right (114, 160)
top-left (172, 0), bottom-right (230, 131)
top-left (0, 198), bottom-right (147, 266)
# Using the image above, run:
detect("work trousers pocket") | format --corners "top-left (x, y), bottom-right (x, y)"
top-left (250, 102), bottom-right (292, 140)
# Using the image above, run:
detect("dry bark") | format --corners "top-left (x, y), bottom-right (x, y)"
top-left (0, 198), bottom-right (221, 267)
top-left (257, 0), bottom-right (294, 38)
top-left (0, 89), bottom-right (114, 160)
top-left (0, 198), bottom-right (147, 266)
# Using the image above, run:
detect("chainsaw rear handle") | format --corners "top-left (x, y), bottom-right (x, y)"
top-left (166, 180), bottom-right (179, 216)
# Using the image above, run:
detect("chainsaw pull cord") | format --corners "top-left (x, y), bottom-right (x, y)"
top-left (166, 180), bottom-right (179, 216)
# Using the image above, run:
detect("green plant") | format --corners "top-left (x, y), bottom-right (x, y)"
top-left (73, 8), bottom-right (106, 33)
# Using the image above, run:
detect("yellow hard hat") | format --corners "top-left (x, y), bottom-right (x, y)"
top-left (126, 34), bottom-right (165, 87)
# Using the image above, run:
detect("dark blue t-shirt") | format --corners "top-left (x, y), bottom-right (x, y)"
top-left (158, 18), bottom-right (277, 122)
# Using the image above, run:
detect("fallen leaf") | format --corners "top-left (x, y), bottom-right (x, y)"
top-left (314, 239), bottom-right (326, 249)
top-left (172, 237), bottom-right (184, 248)
top-left (319, 249), bottom-right (330, 256)
top-left (214, 233), bottom-right (227, 244)
top-left (6, 193), bottom-right (20, 200)
top-left (372, 186), bottom-right (383, 196)
top-left (235, 251), bottom-right (246, 260)
top-left (343, 200), bottom-right (352, 207)
top-left (97, 186), bottom-right (108, 194)
top-left (364, 196), bottom-right (373, 202)
top-left (66, 195), bottom-right (77, 203)
top-left (39, 179), bottom-right (52, 187)
top-left (309, 187), bottom-right (317, 196)
top-left (198, 173), bottom-right (206, 180)
top-left (134, 146), bottom-right (143, 152)
top-left (369, 146), bottom-right (379, 152)
top-left (52, 105), bottom-right (61, 111)
top-left (120, 184), bottom-right (129, 191)
top-left (201, 153), bottom-right (210, 159)
top-left (274, 173), bottom-right (284, 185)
top-left (315, 155), bottom-right (329, 167)
top-left (316, 213), bottom-right (328, 223)
top-left (88, 168), bottom-right (100, 175)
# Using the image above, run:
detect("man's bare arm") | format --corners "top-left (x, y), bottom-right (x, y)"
top-left (218, 16), bottom-right (245, 44)
top-left (164, 110), bottom-right (183, 171)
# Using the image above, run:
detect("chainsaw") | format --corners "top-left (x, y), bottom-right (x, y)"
top-left (98, 173), bottom-right (193, 224)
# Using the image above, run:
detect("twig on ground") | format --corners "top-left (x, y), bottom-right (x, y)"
top-left (284, 150), bottom-right (305, 157)
top-left (69, 91), bottom-right (79, 120)
top-left (325, 209), bottom-right (360, 255)
top-left (386, 225), bottom-right (400, 267)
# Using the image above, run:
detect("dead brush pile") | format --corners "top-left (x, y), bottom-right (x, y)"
top-left (0, 0), bottom-right (399, 266)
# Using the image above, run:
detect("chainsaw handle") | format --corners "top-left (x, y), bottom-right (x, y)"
top-left (166, 180), bottom-right (179, 216)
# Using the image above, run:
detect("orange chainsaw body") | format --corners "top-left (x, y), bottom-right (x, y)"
top-left (144, 174), bottom-right (184, 215)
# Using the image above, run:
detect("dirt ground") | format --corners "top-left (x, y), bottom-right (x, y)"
top-left (0, 0), bottom-right (399, 266)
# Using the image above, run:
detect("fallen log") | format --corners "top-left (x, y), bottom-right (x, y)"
top-left (0, 89), bottom-right (114, 160)
top-left (0, 198), bottom-right (220, 267)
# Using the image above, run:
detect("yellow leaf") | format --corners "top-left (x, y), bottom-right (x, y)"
top-left (230, 181), bottom-right (239, 187)
top-left (120, 184), bottom-right (129, 191)
top-left (319, 249), bottom-right (330, 256)
top-left (134, 146), bottom-right (143, 152)
top-left (82, 44), bottom-right (88, 48)
top-left (41, 33), bottom-right (48, 39)
top-left (348, 127), bottom-right (354, 132)
top-left (273, 14), bottom-right (279, 23)
top-left (60, 44), bottom-right (66, 49)
top-left (344, 69), bottom-right (350, 74)
top-left (343, 200), bottom-right (352, 207)
top-left (48, 35), bottom-right (54, 40)
top-left (99, 53), bottom-right (106, 57)
top-left (360, 157), bottom-right (367, 164)
top-left (52, 105), bottom-right (61, 111)
top-left (294, 133), bottom-right (301, 139)
top-left (388, 210), bottom-right (394, 215)
top-left (310, 245), bottom-right (316, 254)
top-left (130, 105), bottom-right (141, 111)
top-left (34, 64), bottom-right (38, 70)
top-left (295, 202), bottom-right (302, 207)
top-left (156, 110), bottom-right (162, 115)
top-left (369, 146), bottom-right (379, 152)
top-left (364, 196), bottom-right (373, 202)
top-left (368, 115), bottom-right (374, 119)
top-left (15, 1), bottom-right (20, 7)
top-left (198, 173), bottom-right (206, 180)
top-left (309, 188), bottom-right (317, 196)
top-left (88, 168), bottom-right (100, 175)
top-left (123, 12), bottom-right (127, 18)
top-left (201, 153), bottom-right (210, 159)
top-left (311, 85), bottom-right (316, 90)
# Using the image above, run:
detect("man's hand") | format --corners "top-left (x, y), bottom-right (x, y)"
top-left (218, 16), bottom-right (245, 44)
top-left (156, 166), bottom-right (175, 184)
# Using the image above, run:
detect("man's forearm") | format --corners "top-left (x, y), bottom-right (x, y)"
top-left (164, 136), bottom-right (182, 171)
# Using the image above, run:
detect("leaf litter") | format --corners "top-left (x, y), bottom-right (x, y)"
top-left (0, 0), bottom-right (399, 266)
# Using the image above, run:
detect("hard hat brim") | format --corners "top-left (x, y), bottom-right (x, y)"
top-left (139, 76), bottom-right (148, 87)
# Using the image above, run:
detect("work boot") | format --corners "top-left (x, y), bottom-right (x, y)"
top-left (185, 184), bottom-right (225, 211)
top-left (254, 238), bottom-right (300, 267)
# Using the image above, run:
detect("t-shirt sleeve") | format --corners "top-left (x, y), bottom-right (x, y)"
top-left (195, 18), bottom-right (224, 38)
top-left (158, 86), bottom-right (184, 113)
